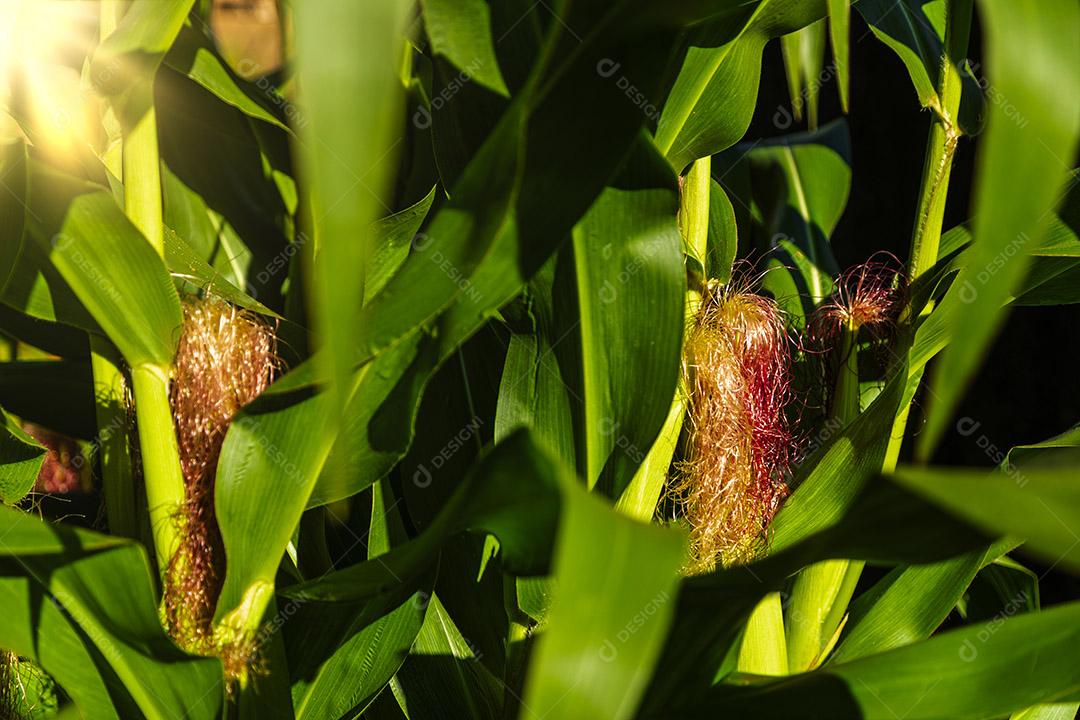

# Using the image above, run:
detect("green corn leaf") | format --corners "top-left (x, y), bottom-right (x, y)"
top-left (780, 20), bottom-right (827, 129)
top-left (1012, 704), bottom-right (1080, 720)
top-left (1007, 424), bottom-right (1080, 469)
top-left (290, 583), bottom-right (433, 719)
top-left (855, 0), bottom-right (944, 111)
top-left (305, 336), bottom-right (428, 509)
top-left (891, 463), bottom-right (1080, 574)
top-left (639, 471), bottom-right (995, 712)
top-left (164, 23), bottom-right (292, 132)
top-left (366, 186), bottom-right (439, 302)
top-left (351, 106), bottom-right (524, 367)
top-left (388, 593), bottom-right (503, 719)
top-left (282, 430), bottom-right (561, 603)
top-left (572, 141), bottom-right (685, 496)
top-left (31, 191), bottom-right (183, 369)
top-left (521, 479), bottom-right (686, 720)
top-left (154, 69), bottom-right (296, 306)
top-left (717, 118), bottom-right (850, 315)
top-left (0, 573), bottom-right (126, 719)
top-left (827, 0), bottom-right (850, 112)
top-left (3, 164), bottom-right (107, 335)
top-left (91, 0), bottom-right (196, 95)
top-left (421, 0), bottom-right (509, 97)
top-left (707, 178), bottom-right (740, 284)
top-left (0, 140), bottom-right (27, 296)
top-left (831, 538), bottom-right (1018, 663)
top-left (655, 0), bottom-right (830, 171)
top-left (768, 361), bottom-right (907, 554)
top-left (213, 380), bottom-right (338, 626)
top-left (0, 505), bottom-right (124, 555)
top-left (907, 205), bottom-right (1080, 380)
top-left (294, 0), bottom-right (411, 504)
top-left (496, 136), bottom-right (685, 498)
top-left (856, 0), bottom-right (985, 135)
top-left (212, 106), bottom-right (523, 628)
top-left (164, 227), bottom-right (279, 318)
top-left (615, 392), bottom-right (685, 521)
top-left (0, 406), bottom-right (46, 504)
top-left (0, 508), bottom-right (223, 718)
top-left (669, 600), bottom-right (1080, 718)
top-left (285, 486), bottom-right (428, 719)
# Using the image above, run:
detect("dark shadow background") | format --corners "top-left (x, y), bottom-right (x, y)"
top-left (744, 14), bottom-right (1080, 604)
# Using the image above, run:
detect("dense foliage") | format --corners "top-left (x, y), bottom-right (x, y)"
top-left (0, 0), bottom-right (1078, 718)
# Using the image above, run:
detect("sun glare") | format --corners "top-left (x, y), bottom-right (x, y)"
top-left (0, 1), bottom-right (102, 154)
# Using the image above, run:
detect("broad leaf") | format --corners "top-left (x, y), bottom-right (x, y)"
top-left (856, 0), bottom-right (943, 110)
top-left (283, 431), bottom-right (561, 603)
top-left (522, 481), bottom-right (686, 720)
top-left (31, 191), bottom-right (182, 369)
top-left (831, 538), bottom-right (1016, 662)
top-left (165, 24), bottom-right (291, 132)
top-left (91, 0), bottom-right (196, 95)
top-left (0, 509), bottom-right (223, 719)
top-left (655, 0), bottom-right (830, 171)
top-left (387, 593), bottom-right (502, 719)
top-left (290, 584), bottom-right (432, 719)
top-left (891, 464), bottom-right (1080, 574)
top-left (717, 119), bottom-right (850, 314)
top-left (496, 136), bottom-right (686, 498)
top-left (827, 0), bottom-right (850, 112)
top-left (780, 20), bottom-right (826, 128)
top-left (0, 406), bottom-right (46, 503)
top-left (294, 0), bottom-right (412, 501)
top-left (421, 0), bottom-right (509, 97)
top-left (672, 600), bottom-right (1080, 718)
top-left (639, 470), bottom-right (993, 712)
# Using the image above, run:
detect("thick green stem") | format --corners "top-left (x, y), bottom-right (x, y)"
top-left (895, 0), bottom-right (974, 466)
top-left (680, 156), bottom-right (711, 271)
top-left (121, 79), bottom-right (165, 254)
top-left (118, 74), bottom-right (184, 575)
top-left (90, 338), bottom-right (137, 539)
top-left (908, 0), bottom-right (972, 282)
top-left (908, 120), bottom-right (959, 282)
top-left (130, 365), bottom-right (185, 573)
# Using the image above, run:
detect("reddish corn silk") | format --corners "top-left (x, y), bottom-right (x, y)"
top-left (811, 256), bottom-right (906, 341)
top-left (674, 280), bottom-right (795, 571)
top-left (804, 256), bottom-right (906, 426)
top-left (165, 297), bottom-right (278, 675)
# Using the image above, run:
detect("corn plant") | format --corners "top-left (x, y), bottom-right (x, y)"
top-left (0, 0), bottom-right (1078, 718)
